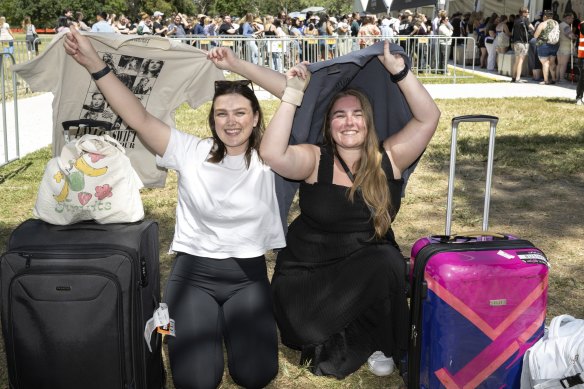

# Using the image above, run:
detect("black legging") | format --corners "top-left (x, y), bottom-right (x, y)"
top-left (164, 253), bottom-right (278, 389)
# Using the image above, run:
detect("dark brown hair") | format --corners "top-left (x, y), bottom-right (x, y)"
top-left (207, 81), bottom-right (264, 168)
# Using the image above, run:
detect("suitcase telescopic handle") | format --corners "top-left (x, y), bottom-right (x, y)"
top-left (62, 119), bottom-right (113, 143)
top-left (446, 115), bottom-right (499, 236)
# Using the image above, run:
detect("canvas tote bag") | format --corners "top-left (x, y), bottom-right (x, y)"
top-left (34, 134), bottom-right (144, 225)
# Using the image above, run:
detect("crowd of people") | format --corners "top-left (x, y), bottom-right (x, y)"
top-left (6, 7), bottom-right (583, 89)
top-left (454, 8), bottom-right (580, 86)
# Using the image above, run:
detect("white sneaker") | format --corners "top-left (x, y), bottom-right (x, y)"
top-left (576, 99), bottom-right (583, 106)
top-left (367, 351), bottom-right (395, 376)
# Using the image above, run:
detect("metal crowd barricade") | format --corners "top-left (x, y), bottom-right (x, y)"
top-left (393, 35), bottom-right (477, 80)
top-left (178, 35), bottom-right (476, 82)
top-left (1, 52), bottom-right (20, 167)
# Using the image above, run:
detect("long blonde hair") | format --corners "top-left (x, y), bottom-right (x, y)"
top-left (323, 89), bottom-right (392, 238)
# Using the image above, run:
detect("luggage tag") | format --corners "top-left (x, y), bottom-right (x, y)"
top-left (144, 303), bottom-right (176, 352)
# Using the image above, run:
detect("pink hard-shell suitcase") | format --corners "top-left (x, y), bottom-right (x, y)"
top-left (407, 115), bottom-right (549, 389)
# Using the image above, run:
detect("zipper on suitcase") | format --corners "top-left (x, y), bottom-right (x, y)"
top-left (7, 268), bottom-right (127, 389)
top-left (10, 249), bottom-right (140, 388)
top-left (408, 239), bottom-right (537, 388)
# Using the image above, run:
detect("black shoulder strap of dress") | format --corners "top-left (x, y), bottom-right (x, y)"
top-left (336, 152), bottom-right (355, 182)
top-left (379, 142), bottom-right (396, 180)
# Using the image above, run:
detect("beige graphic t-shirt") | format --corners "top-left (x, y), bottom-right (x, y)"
top-left (14, 32), bottom-right (224, 187)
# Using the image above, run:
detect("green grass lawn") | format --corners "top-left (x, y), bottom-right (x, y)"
top-left (0, 97), bottom-right (582, 388)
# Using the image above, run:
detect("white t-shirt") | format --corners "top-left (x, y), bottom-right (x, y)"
top-left (14, 32), bottom-right (223, 187)
top-left (0, 22), bottom-right (13, 41)
top-left (156, 128), bottom-right (286, 259)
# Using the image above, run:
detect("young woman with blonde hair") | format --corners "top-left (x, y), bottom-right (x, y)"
top-left (238, 40), bottom-right (440, 381)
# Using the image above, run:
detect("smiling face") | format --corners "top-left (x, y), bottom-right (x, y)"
top-left (327, 95), bottom-right (368, 151)
top-left (212, 93), bottom-right (259, 156)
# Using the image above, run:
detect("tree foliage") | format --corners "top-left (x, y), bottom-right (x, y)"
top-left (0, 0), bottom-right (353, 29)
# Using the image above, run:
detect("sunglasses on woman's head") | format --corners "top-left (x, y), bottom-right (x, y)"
top-left (214, 80), bottom-right (253, 91)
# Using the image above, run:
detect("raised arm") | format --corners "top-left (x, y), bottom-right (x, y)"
top-left (259, 64), bottom-right (317, 181)
top-left (380, 40), bottom-right (440, 174)
top-left (63, 27), bottom-right (170, 156)
top-left (207, 46), bottom-right (287, 98)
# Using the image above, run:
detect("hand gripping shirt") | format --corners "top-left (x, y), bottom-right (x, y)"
top-left (156, 128), bottom-right (286, 259)
top-left (14, 32), bottom-right (224, 187)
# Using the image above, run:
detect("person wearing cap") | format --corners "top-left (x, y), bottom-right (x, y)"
top-left (152, 11), bottom-right (168, 36)
top-left (398, 10), bottom-right (414, 36)
top-left (91, 12), bottom-right (115, 33)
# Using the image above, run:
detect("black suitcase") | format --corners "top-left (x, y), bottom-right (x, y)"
top-left (0, 219), bottom-right (164, 389)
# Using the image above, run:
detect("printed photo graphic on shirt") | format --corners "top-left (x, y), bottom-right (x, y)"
top-left (76, 52), bottom-right (166, 149)
top-left (116, 73), bottom-right (137, 89)
top-left (118, 55), bottom-right (144, 75)
top-left (101, 53), bottom-right (120, 76)
top-left (132, 77), bottom-right (154, 95)
top-left (80, 92), bottom-right (108, 121)
top-left (139, 59), bottom-right (164, 78)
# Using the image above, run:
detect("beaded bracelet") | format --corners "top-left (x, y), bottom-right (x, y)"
top-left (390, 64), bottom-right (410, 83)
top-left (91, 65), bottom-right (111, 81)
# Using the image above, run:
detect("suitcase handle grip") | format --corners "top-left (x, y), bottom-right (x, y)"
top-left (446, 115), bottom-right (499, 236)
top-left (54, 225), bottom-right (109, 232)
top-left (431, 231), bottom-right (509, 243)
top-left (62, 119), bottom-right (113, 143)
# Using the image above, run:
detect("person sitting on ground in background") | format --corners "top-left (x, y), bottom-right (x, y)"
top-left (65, 26), bottom-right (286, 389)
top-left (91, 12), bottom-right (115, 33)
top-left (511, 7), bottom-right (534, 83)
top-left (534, 9), bottom-right (560, 84)
top-left (556, 12), bottom-right (577, 83)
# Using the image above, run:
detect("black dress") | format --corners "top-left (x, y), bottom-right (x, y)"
top-left (272, 145), bottom-right (409, 378)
